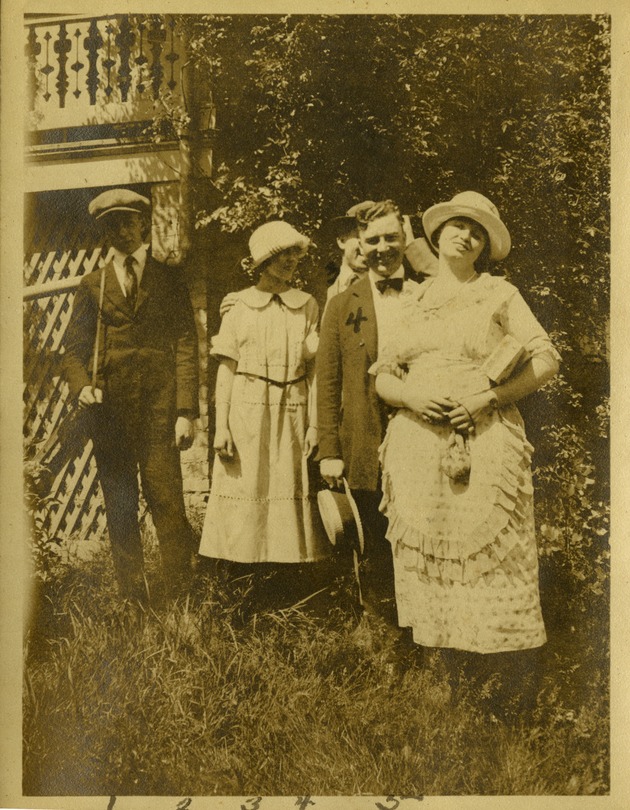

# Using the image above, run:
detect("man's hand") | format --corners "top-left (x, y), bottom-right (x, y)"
top-left (175, 416), bottom-right (194, 451)
top-left (219, 292), bottom-right (240, 318)
top-left (320, 457), bottom-right (345, 489)
top-left (78, 385), bottom-right (103, 408)
top-left (213, 426), bottom-right (234, 460)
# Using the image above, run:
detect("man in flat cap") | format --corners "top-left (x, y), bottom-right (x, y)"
top-left (63, 188), bottom-right (199, 603)
top-left (323, 200), bottom-right (374, 304)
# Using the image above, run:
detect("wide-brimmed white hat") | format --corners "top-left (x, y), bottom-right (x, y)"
top-left (422, 191), bottom-right (511, 261)
top-left (249, 221), bottom-right (310, 268)
top-left (317, 479), bottom-right (364, 553)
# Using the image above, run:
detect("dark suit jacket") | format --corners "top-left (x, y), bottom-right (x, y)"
top-left (316, 275), bottom-right (387, 492)
top-left (63, 256), bottom-right (199, 427)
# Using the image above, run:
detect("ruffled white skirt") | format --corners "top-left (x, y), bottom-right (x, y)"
top-left (380, 403), bottom-right (546, 653)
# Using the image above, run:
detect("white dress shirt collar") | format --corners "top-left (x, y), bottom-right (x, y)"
top-left (111, 243), bottom-right (149, 296)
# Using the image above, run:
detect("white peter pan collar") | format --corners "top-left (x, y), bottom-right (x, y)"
top-left (239, 286), bottom-right (312, 310)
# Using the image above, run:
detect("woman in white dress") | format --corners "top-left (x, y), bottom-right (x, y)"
top-left (370, 192), bottom-right (560, 656)
top-left (199, 221), bottom-right (328, 568)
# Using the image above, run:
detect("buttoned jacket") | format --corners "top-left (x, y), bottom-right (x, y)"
top-left (63, 256), bottom-right (199, 422)
top-left (316, 275), bottom-right (385, 491)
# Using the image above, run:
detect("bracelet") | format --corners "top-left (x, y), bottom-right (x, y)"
top-left (487, 390), bottom-right (499, 411)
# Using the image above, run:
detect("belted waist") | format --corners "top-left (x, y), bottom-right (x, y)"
top-left (235, 371), bottom-right (308, 388)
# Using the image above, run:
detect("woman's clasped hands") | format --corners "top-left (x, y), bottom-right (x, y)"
top-left (403, 386), bottom-right (496, 434)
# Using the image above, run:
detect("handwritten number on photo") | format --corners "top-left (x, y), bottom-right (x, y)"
top-left (376, 798), bottom-right (424, 810)
top-left (376, 799), bottom-right (400, 810)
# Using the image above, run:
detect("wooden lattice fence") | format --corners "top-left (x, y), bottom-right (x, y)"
top-left (24, 246), bottom-right (110, 544)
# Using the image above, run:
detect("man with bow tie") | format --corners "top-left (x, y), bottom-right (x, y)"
top-left (63, 189), bottom-right (199, 603)
top-left (317, 199), bottom-right (421, 636)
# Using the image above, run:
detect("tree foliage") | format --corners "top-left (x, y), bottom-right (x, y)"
top-left (176, 13), bottom-right (610, 606)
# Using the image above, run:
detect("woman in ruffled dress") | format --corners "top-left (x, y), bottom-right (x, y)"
top-left (371, 192), bottom-right (560, 659)
top-left (199, 221), bottom-right (328, 577)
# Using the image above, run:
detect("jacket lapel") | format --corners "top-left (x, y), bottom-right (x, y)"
top-left (101, 254), bottom-right (158, 318)
top-left (134, 256), bottom-right (155, 315)
top-left (348, 277), bottom-right (378, 363)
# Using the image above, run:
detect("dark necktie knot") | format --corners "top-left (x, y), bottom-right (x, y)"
top-left (271, 293), bottom-right (285, 307)
top-left (375, 277), bottom-right (403, 294)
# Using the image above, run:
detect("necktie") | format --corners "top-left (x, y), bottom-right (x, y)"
top-left (375, 277), bottom-right (403, 294)
top-left (124, 255), bottom-right (138, 308)
top-left (346, 273), bottom-right (360, 288)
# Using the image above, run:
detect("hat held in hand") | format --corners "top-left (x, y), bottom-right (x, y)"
top-left (317, 479), bottom-right (364, 553)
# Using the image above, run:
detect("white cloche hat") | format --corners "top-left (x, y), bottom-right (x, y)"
top-left (249, 221), bottom-right (310, 268)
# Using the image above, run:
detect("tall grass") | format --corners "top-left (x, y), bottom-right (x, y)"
top-left (23, 536), bottom-right (608, 797)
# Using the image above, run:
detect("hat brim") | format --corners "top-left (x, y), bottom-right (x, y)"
top-left (321, 215), bottom-right (359, 240)
top-left (317, 482), bottom-right (364, 553)
top-left (343, 479), bottom-right (364, 554)
top-left (317, 490), bottom-right (347, 547)
top-left (422, 203), bottom-right (511, 261)
top-left (95, 205), bottom-right (148, 220)
top-left (250, 238), bottom-right (310, 269)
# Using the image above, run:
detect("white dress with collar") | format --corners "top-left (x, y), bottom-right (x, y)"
top-left (371, 273), bottom-right (561, 652)
top-left (199, 286), bottom-right (328, 563)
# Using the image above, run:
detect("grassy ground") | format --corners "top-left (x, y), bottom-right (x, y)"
top-left (23, 537), bottom-right (609, 797)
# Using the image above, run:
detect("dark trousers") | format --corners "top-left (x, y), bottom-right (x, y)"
top-left (351, 489), bottom-right (399, 629)
top-left (91, 405), bottom-right (196, 599)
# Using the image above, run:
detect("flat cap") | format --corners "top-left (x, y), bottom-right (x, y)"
top-left (328, 200), bottom-right (377, 237)
top-left (88, 189), bottom-right (150, 220)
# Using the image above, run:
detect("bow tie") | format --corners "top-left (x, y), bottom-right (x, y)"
top-left (375, 277), bottom-right (403, 294)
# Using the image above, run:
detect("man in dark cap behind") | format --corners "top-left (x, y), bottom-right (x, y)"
top-left (323, 200), bottom-right (375, 305)
top-left (63, 188), bottom-right (199, 603)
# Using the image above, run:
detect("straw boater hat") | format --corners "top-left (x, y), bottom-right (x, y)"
top-left (317, 480), bottom-right (365, 553)
top-left (88, 189), bottom-right (150, 220)
top-left (422, 191), bottom-right (511, 261)
top-left (248, 221), bottom-right (310, 269)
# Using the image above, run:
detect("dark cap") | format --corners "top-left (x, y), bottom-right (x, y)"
top-left (328, 200), bottom-right (377, 237)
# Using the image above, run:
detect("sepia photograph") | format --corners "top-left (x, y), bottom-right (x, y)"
top-left (2, 1), bottom-right (628, 808)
